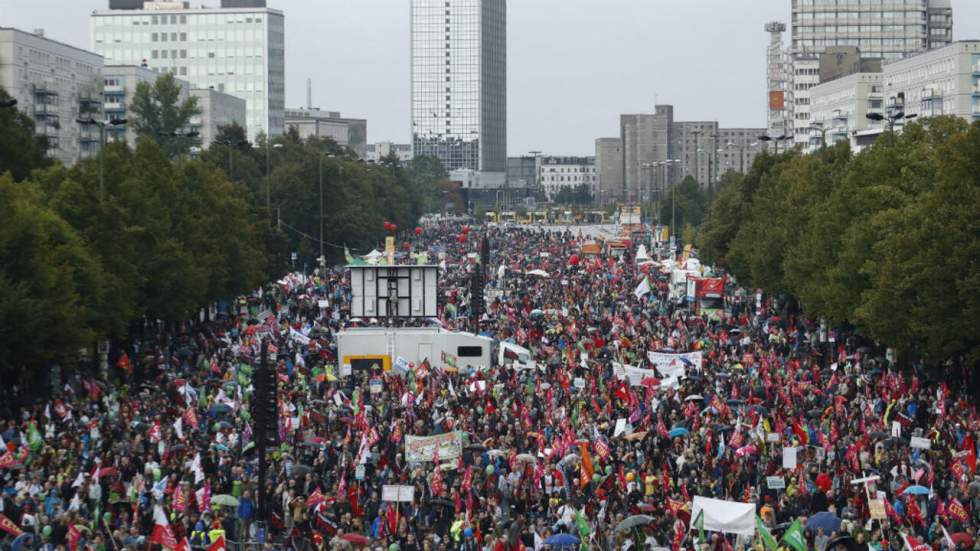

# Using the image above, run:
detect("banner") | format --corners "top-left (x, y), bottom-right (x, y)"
top-left (690, 496), bottom-right (756, 536)
top-left (648, 351), bottom-right (702, 374)
top-left (404, 431), bottom-right (464, 463)
top-left (612, 363), bottom-right (658, 387)
top-left (382, 485), bottom-right (415, 502)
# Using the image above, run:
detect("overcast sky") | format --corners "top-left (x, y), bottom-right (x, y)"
top-left (3, 0), bottom-right (980, 156)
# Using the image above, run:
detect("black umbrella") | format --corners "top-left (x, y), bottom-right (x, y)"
top-left (430, 498), bottom-right (453, 507)
top-left (826, 534), bottom-right (861, 551)
top-left (807, 408), bottom-right (823, 419)
top-left (290, 464), bottom-right (314, 477)
top-left (465, 444), bottom-right (488, 452)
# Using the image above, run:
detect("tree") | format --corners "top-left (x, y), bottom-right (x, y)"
top-left (0, 174), bottom-right (105, 373)
top-left (129, 72), bottom-right (201, 157)
top-left (0, 86), bottom-right (51, 180)
top-left (554, 184), bottom-right (593, 205)
top-left (658, 176), bottom-right (709, 232)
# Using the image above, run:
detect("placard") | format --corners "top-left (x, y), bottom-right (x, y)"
top-left (868, 499), bottom-right (886, 519)
top-left (318, 300), bottom-right (329, 309)
top-left (573, 377), bottom-right (586, 389)
top-left (614, 419), bottom-right (627, 438)
top-left (355, 464), bottom-right (365, 481)
top-left (782, 447), bottom-right (797, 470)
top-left (891, 421), bottom-right (901, 437)
top-left (766, 477), bottom-right (786, 490)
top-left (766, 433), bottom-right (781, 443)
top-left (369, 378), bottom-right (383, 394)
top-left (382, 485), bottom-right (415, 502)
top-left (910, 436), bottom-right (931, 450)
top-left (404, 431), bottom-right (464, 463)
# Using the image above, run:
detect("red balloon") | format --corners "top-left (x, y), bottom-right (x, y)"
top-left (390, 224), bottom-right (397, 232)
top-left (402, 242), bottom-right (410, 251)
top-left (569, 254), bottom-right (580, 266)
top-left (415, 227), bottom-right (423, 236)
top-left (458, 235), bottom-right (466, 243)
top-left (383, 220), bottom-right (391, 231)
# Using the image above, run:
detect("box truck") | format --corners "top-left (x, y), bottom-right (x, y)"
top-left (337, 327), bottom-right (493, 376)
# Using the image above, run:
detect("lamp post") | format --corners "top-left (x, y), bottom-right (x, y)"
top-left (866, 108), bottom-right (916, 133)
top-left (215, 137), bottom-right (249, 179)
top-left (810, 122), bottom-right (829, 152)
top-left (265, 139), bottom-right (283, 215)
top-left (758, 133), bottom-right (790, 154)
top-left (0, 98), bottom-right (17, 108)
top-left (159, 129), bottom-right (201, 158)
top-left (77, 116), bottom-right (127, 201)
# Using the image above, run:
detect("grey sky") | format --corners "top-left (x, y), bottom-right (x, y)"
top-left (3, 0), bottom-right (980, 156)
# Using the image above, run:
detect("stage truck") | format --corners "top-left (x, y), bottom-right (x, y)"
top-left (337, 327), bottom-right (493, 377)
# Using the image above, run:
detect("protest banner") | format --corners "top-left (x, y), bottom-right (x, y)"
top-left (404, 431), bottom-right (464, 463)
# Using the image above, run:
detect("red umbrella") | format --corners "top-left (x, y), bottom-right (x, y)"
top-left (951, 533), bottom-right (973, 547)
top-left (340, 533), bottom-right (371, 546)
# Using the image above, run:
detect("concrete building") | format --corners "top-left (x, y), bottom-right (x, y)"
top-left (102, 63), bottom-right (190, 146)
top-left (190, 86), bottom-right (246, 147)
top-left (0, 27), bottom-right (104, 165)
top-left (809, 71), bottom-right (883, 151)
top-left (506, 154), bottom-right (540, 194)
top-left (788, 0), bottom-right (954, 147)
top-left (819, 46), bottom-right (882, 83)
top-left (364, 142), bottom-right (413, 164)
top-left (620, 105), bottom-right (764, 201)
top-left (883, 40), bottom-right (980, 123)
top-left (809, 41), bottom-right (980, 153)
top-left (537, 156), bottom-right (596, 201)
top-left (284, 108), bottom-right (367, 158)
top-left (594, 138), bottom-right (623, 205)
top-left (411, 0), bottom-right (506, 185)
top-left (91, 0), bottom-right (285, 142)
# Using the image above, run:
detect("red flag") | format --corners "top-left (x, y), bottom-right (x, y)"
top-left (901, 534), bottom-right (931, 551)
top-left (947, 498), bottom-right (968, 522)
top-left (208, 535), bottom-right (227, 551)
top-left (183, 407), bottom-right (198, 430)
top-left (905, 497), bottom-right (925, 526)
top-left (431, 449), bottom-right (444, 496)
top-left (172, 484), bottom-right (188, 512)
top-left (461, 466), bottom-right (473, 493)
top-left (306, 487), bottom-right (327, 508)
top-left (963, 434), bottom-right (977, 474)
top-left (116, 352), bottom-right (132, 374)
top-left (0, 513), bottom-right (23, 537)
top-left (579, 443), bottom-right (594, 488)
top-left (792, 420), bottom-right (809, 445)
top-left (68, 523), bottom-right (82, 551)
top-left (148, 420), bottom-right (163, 444)
top-left (175, 538), bottom-right (191, 551)
top-left (151, 505), bottom-right (178, 550)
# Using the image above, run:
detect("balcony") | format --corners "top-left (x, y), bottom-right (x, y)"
top-left (921, 89), bottom-right (942, 100)
top-left (104, 84), bottom-right (124, 93)
top-left (973, 65), bottom-right (980, 75)
top-left (104, 99), bottom-right (125, 111)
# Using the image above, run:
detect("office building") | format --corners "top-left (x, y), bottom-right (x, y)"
top-left (594, 138), bottom-right (623, 205)
top-left (808, 71), bottom-right (884, 151)
top-left (883, 41), bottom-right (980, 122)
top-left (284, 108), bottom-right (367, 158)
top-left (788, 0), bottom-right (954, 146)
top-left (808, 41), bottom-right (980, 152)
top-left (190, 87), bottom-right (246, 147)
top-left (537, 156), bottom-right (596, 201)
top-left (364, 142), bottom-right (413, 164)
top-left (103, 64), bottom-right (190, 146)
top-left (0, 27), bottom-right (104, 165)
top-left (91, 0), bottom-right (285, 142)
top-left (620, 105), bottom-right (764, 201)
top-left (411, 0), bottom-right (506, 185)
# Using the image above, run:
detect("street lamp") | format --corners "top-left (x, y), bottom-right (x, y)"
top-left (0, 99), bottom-right (17, 108)
top-left (810, 122), bottom-right (829, 152)
top-left (265, 141), bottom-right (284, 215)
top-left (76, 116), bottom-right (127, 201)
top-left (758, 134), bottom-right (790, 154)
top-left (866, 108), bottom-right (916, 133)
top-left (215, 137), bottom-right (249, 179)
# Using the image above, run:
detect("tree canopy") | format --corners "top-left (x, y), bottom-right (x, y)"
top-left (129, 72), bottom-right (201, 157)
top-left (696, 117), bottom-right (980, 371)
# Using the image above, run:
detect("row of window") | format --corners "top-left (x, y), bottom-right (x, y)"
top-left (95, 13), bottom-right (266, 26)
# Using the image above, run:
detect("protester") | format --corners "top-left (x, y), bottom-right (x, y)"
top-left (0, 220), bottom-right (976, 551)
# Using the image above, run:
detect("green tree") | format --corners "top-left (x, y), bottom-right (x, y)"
top-left (0, 174), bottom-right (105, 372)
top-left (0, 87), bottom-right (51, 180)
top-left (129, 72), bottom-right (201, 157)
top-left (554, 184), bottom-right (593, 205)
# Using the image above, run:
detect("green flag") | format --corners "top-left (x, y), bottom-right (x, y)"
top-left (574, 510), bottom-right (591, 550)
top-left (694, 510), bottom-right (705, 546)
top-left (757, 516), bottom-right (777, 551)
top-left (781, 519), bottom-right (805, 551)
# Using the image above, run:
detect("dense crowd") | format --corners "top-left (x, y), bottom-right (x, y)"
top-left (0, 221), bottom-right (977, 551)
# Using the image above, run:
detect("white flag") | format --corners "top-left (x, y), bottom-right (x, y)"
top-left (173, 417), bottom-right (184, 441)
top-left (634, 276), bottom-right (651, 299)
top-left (191, 453), bottom-right (204, 484)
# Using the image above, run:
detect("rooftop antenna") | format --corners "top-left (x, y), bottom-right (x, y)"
top-left (306, 78), bottom-right (312, 110)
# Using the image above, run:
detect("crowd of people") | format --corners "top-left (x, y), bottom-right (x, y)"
top-left (0, 220), bottom-right (977, 551)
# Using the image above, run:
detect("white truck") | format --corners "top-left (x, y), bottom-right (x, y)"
top-left (337, 327), bottom-right (493, 376)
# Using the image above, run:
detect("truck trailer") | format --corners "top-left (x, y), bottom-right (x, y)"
top-left (337, 327), bottom-right (493, 376)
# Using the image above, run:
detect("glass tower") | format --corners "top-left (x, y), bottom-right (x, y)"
top-left (411, 0), bottom-right (506, 173)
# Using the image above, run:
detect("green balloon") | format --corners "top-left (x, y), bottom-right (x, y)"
top-left (605, 465), bottom-right (612, 475)
top-left (592, 474), bottom-right (601, 483)
top-left (43, 525), bottom-right (52, 537)
top-left (153, 468), bottom-right (161, 481)
top-left (486, 464), bottom-right (494, 475)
